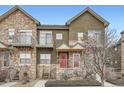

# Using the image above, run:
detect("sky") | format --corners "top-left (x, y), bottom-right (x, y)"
top-left (0, 5), bottom-right (124, 38)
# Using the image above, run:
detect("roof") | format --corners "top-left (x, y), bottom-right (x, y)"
top-left (0, 41), bottom-right (8, 49)
top-left (0, 5), bottom-right (40, 24)
top-left (57, 43), bottom-right (70, 50)
top-left (37, 25), bottom-right (69, 30)
top-left (66, 7), bottom-right (109, 27)
top-left (121, 30), bottom-right (124, 34)
top-left (57, 42), bottom-right (84, 51)
top-left (71, 42), bottom-right (84, 50)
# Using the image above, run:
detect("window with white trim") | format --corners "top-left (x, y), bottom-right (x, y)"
top-left (8, 31), bottom-right (15, 43)
top-left (40, 31), bottom-right (52, 45)
top-left (20, 32), bottom-right (32, 44)
top-left (40, 54), bottom-right (51, 64)
top-left (20, 53), bottom-right (31, 64)
top-left (88, 30), bottom-right (101, 46)
top-left (56, 33), bottom-right (63, 40)
top-left (78, 32), bottom-right (83, 41)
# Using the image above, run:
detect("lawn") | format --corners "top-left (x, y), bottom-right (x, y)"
top-left (106, 79), bottom-right (124, 86)
top-left (12, 80), bottom-right (39, 87)
top-left (45, 79), bottom-right (101, 87)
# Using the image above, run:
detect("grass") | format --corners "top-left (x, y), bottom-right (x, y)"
top-left (12, 80), bottom-right (39, 87)
top-left (106, 79), bottom-right (124, 86)
top-left (45, 79), bottom-right (101, 87)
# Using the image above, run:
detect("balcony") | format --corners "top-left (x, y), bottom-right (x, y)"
top-left (36, 40), bottom-right (53, 48)
top-left (11, 35), bottom-right (35, 48)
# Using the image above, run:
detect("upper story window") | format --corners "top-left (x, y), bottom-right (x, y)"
top-left (88, 30), bottom-right (101, 46)
top-left (20, 53), bottom-right (31, 64)
top-left (78, 32), bottom-right (84, 41)
top-left (8, 31), bottom-right (15, 43)
top-left (40, 54), bottom-right (51, 64)
top-left (56, 33), bottom-right (63, 40)
top-left (40, 31), bottom-right (52, 45)
top-left (19, 30), bottom-right (32, 44)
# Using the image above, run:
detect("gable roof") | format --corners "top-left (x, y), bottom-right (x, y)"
top-left (0, 41), bottom-right (8, 49)
top-left (57, 43), bottom-right (70, 50)
top-left (66, 7), bottom-right (109, 27)
top-left (0, 5), bottom-right (40, 24)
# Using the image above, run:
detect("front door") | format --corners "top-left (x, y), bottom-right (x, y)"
top-left (60, 53), bottom-right (67, 68)
top-left (73, 53), bottom-right (80, 67)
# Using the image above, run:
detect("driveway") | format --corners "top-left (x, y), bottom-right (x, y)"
top-left (33, 80), bottom-right (47, 87)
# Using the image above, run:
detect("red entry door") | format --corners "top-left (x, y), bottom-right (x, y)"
top-left (60, 53), bottom-right (67, 68)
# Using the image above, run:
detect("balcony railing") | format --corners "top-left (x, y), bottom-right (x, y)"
top-left (11, 35), bottom-right (34, 47)
top-left (36, 39), bottom-right (53, 48)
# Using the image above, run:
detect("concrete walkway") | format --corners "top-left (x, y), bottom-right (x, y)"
top-left (104, 81), bottom-right (116, 87)
top-left (0, 82), bottom-right (17, 87)
top-left (33, 80), bottom-right (47, 87)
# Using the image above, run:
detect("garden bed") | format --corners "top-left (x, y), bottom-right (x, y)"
top-left (12, 80), bottom-right (39, 87)
top-left (45, 79), bottom-right (101, 87)
top-left (106, 79), bottom-right (124, 86)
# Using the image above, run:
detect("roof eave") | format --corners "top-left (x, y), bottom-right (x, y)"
top-left (0, 5), bottom-right (40, 25)
top-left (66, 7), bottom-right (110, 27)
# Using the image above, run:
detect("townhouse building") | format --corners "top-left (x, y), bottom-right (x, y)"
top-left (0, 6), bottom-right (109, 80)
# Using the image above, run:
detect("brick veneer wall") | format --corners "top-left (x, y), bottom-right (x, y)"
top-left (0, 9), bottom-right (37, 79)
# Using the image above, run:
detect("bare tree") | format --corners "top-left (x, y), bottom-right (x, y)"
top-left (82, 28), bottom-right (118, 86)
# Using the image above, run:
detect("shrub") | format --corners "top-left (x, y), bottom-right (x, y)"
top-left (45, 80), bottom-right (101, 87)
top-left (106, 79), bottom-right (124, 86)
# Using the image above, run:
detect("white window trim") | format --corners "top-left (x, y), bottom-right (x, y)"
top-left (8, 29), bottom-right (15, 31)
top-left (40, 31), bottom-right (52, 34)
top-left (8, 31), bottom-right (15, 42)
top-left (19, 53), bottom-right (31, 65)
top-left (78, 32), bottom-right (83, 41)
top-left (73, 53), bottom-right (80, 68)
top-left (56, 33), bottom-right (63, 40)
top-left (39, 31), bottom-right (53, 45)
top-left (19, 30), bottom-right (32, 32)
top-left (40, 54), bottom-right (51, 64)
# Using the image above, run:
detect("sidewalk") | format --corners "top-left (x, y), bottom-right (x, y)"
top-left (33, 80), bottom-right (47, 87)
top-left (0, 82), bottom-right (17, 87)
top-left (104, 81), bottom-right (117, 87)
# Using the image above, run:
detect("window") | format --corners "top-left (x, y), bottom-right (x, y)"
top-left (88, 31), bottom-right (101, 46)
top-left (78, 32), bottom-right (83, 41)
top-left (20, 53), bottom-right (31, 64)
top-left (56, 33), bottom-right (63, 40)
top-left (40, 54), bottom-right (51, 64)
top-left (40, 31), bottom-right (52, 45)
top-left (4, 52), bottom-right (10, 66)
top-left (8, 31), bottom-right (15, 43)
top-left (20, 32), bottom-right (32, 44)
top-left (73, 53), bottom-right (80, 67)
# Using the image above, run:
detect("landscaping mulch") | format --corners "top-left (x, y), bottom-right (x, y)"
top-left (106, 79), bottom-right (124, 86)
top-left (12, 80), bottom-right (39, 87)
top-left (45, 79), bottom-right (102, 87)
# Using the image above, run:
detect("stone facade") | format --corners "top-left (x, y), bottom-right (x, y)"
top-left (0, 8), bottom-right (37, 79)
top-left (0, 6), bottom-right (108, 80)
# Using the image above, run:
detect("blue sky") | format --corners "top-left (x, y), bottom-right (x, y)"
top-left (0, 5), bottom-right (124, 38)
